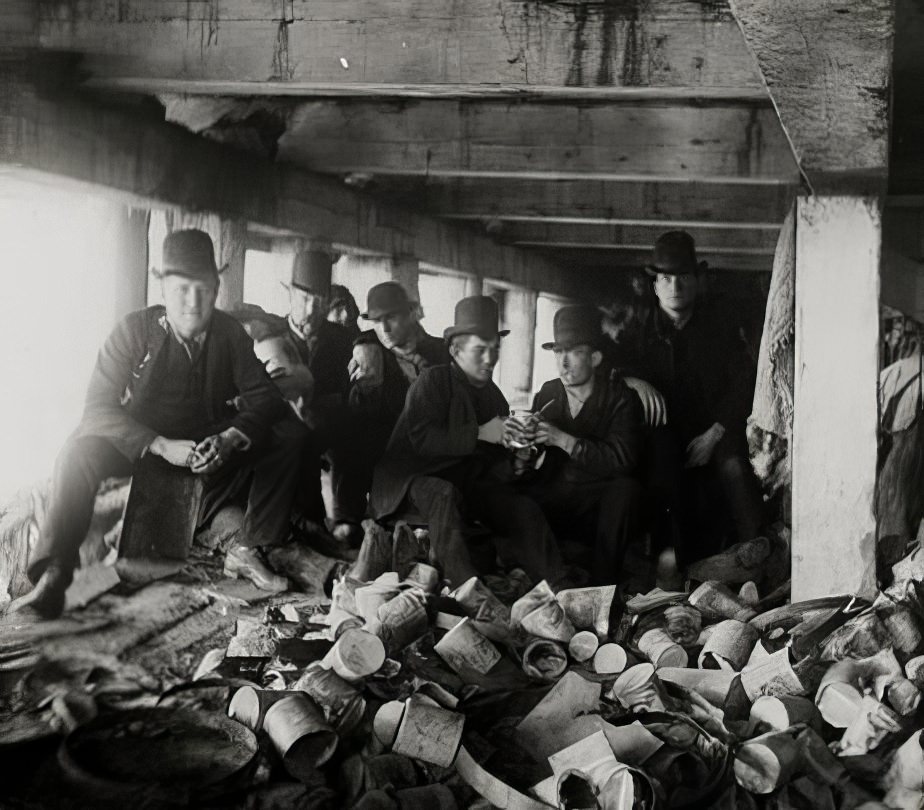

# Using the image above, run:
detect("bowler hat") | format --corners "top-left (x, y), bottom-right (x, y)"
top-left (542, 305), bottom-right (604, 351)
top-left (291, 249), bottom-right (333, 297)
top-left (645, 230), bottom-right (708, 277)
top-left (443, 296), bottom-right (510, 341)
top-left (154, 229), bottom-right (225, 282)
top-left (362, 281), bottom-right (412, 321)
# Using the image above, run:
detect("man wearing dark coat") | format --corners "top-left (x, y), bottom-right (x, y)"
top-left (634, 230), bottom-right (764, 565)
top-left (370, 296), bottom-right (564, 587)
top-left (507, 305), bottom-right (645, 584)
top-left (10, 230), bottom-right (304, 619)
top-left (333, 281), bottom-right (448, 543)
top-left (283, 248), bottom-right (354, 526)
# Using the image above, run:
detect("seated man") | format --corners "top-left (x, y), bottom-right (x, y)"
top-left (10, 230), bottom-right (304, 618)
top-left (283, 248), bottom-right (353, 525)
top-left (633, 230), bottom-right (764, 565)
top-left (370, 296), bottom-right (564, 587)
top-left (509, 305), bottom-right (645, 584)
top-left (334, 282), bottom-right (448, 541)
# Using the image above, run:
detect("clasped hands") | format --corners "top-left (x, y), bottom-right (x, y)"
top-left (477, 413), bottom-right (575, 454)
top-left (149, 432), bottom-right (236, 474)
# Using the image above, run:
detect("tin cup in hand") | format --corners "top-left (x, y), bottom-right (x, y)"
top-left (505, 409), bottom-right (541, 455)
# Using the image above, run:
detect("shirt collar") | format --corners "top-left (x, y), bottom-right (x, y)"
top-left (167, 321), bottom-right (208, 360)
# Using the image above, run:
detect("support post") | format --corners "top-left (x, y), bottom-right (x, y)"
top-left (111, 205), bottom-right (150, 317)
top-left (390, 255), bottom-right (420, 304)
top-left (792, 195), bottom-right (881, 600)
top-left (498, 288), bottom-right (538, 409)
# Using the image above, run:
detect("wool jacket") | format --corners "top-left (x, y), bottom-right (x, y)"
top-left (288, 319), bottom-right (353, 432)
top-left (76, 306), bottom-right (286, 462)
top-left (531, 368), bottom-right (645, 484)
top-left (370, 363), bottom-right (509, 519)
top-left (349, 327), bottom-right (449, 442)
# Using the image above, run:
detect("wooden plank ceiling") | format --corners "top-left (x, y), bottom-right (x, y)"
top-left (37, 0), bottom-right (803, 275)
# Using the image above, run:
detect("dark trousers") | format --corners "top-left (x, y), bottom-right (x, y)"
top-left (406, 464), bottom-right (565, 587)
top-left (517, 475), bottom-right (643, 585)
top-left (29, 419), bottom-right (308, 582)
top-left (646, 426), bottom-right (764, 566)
top-left (328, 428), bottom-right (388, 525)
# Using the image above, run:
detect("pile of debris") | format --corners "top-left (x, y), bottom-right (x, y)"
top-left (4, 522), bottom-right (924, 808)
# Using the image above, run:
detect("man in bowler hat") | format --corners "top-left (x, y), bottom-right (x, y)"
top-left (370, 296), bottom-right (564, 587)
top-left (332, 281), bottom-right (448, 544)
top-left (634, 230), bottom-right (764, 567)
top-left (507, 304), bottom-right (646, 583)
top-left (283, 247), bottom-right (354, 527)
top-left (10, 230), bottom-right (306, 618)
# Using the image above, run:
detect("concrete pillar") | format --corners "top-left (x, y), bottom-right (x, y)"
top-left (792, 195), bottom-right (881, 600)
top-left (464, 275), bottom-right (484, 297)
top-left (499, 288), bottom-right (538, 409)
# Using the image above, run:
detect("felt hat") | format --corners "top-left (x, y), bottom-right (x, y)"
top-left (542, 305), bottom-right (604, 351)
top-left (291, 249), bottom-right (333, 297)
top-left (362, 281), bottom-right (413, 321)
top-left (443, 296), bottom-right (509, 341)
top-left (154, 229), bottom-right (225, 281)
top-left (645, 230), bottom-right (708, 277)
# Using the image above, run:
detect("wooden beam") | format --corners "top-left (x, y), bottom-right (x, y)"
top-left (378, 177), bottom-right (798, 226)
top-left (728, 0), bottom-right (893, 190)
top-left (0, 85), bottom-right (605, 300)
top-left (270, 99), bottom-right (798, 183)
top-left (482, 221), bottom-right (780, 252)
top-left (39, 0), bottom-right (763, 91)
top-left (529, 246), bottom-right (773, 272)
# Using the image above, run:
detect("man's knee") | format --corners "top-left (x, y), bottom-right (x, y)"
top-left (54, 435), bottom-right (126, 487)
top-left (409, 476), bottom-right (464, 514)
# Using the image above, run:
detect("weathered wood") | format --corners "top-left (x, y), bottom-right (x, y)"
top-left (792, 196), bottom-right (880, 600)
top-left (38, 0), bottom-right (763, 91)
top-left (531, 246), bottom-right (773, 272)
top-left (272, 99), bottom-right (798, 182)
top-left (728, 0), bottom-right (893, 189)
top-left (387, 178), bottom-right (797, 226)
top-left (0, 84), bottom-right (613, 300)
top-left (891, 0), bottom-right (924, 195)
top-left (489, 221), bottom-right (780, 252)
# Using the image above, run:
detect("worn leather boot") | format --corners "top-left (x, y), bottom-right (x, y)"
top-left (224, 544), bottom-right (289, 593)
top-left (7, 562), bottom-right (73, 620)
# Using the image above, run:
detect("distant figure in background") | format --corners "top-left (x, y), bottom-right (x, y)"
top-left (332, 282), bottom-right (448, 545)
top-left (633, 230), bottom-right (763, 567)
top-left (370, 296), bottom-right (564, 586)
top-left (507, 305), bottom-right (645, 584)
top-left (284, 249), bottom-right (353, 529)
top-left (328, 283), bottom-right (361, 339)
top-left (9, 230), bottom-right (304, 618)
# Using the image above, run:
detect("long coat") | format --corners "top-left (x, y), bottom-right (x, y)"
top-left (370, 363), bottom-right (509, 519)
top-left (76, 306), bottom-right (286, 463)
top-left (531, 368), bottom-right (644, 485)
top-left (632, 303), bottom-right (755, 447)
top-left (349, 327), bottom-right (449, 450)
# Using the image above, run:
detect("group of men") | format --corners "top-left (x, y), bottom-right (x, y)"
top-left (10, 227), bottom-right (763, 620)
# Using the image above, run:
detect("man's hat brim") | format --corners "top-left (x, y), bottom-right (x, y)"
top-left (361, 302), bottom-right (414, 321)
top-left (541, 338), bottom-right (602, 351)
top-left (444, 325), bottom-right (510, 341)
top-left (644, 260), bottom-right (708, 277)
top-left (152, 262), bottom-right (228, 280)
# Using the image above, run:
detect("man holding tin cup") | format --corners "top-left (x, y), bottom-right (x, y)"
top-left (505, 305), bottom-right (645, 584)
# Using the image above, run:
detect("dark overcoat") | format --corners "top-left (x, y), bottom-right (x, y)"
top-left (370, 363), bottom-right (509, 519)
top-left (531, 368), bottom-right (645, 484)
top-left (76, 306), bottom-right (286, 462)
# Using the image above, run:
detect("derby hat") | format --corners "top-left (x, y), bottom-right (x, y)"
top-left (291, 249), bottom-right (333, 298)
top-left (362, 281), bottom-right (413, 321)
top-left (154, 229), bottom-right (225, 282)
top-left (443, 296), bottom-right (510, 341)
top-left (645, 230), bottom-right (708, 277)
top-left (542, 305), bottom-right (604, 351)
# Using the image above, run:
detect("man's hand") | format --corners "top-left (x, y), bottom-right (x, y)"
top-left (349, 343), bottom-right (384, 390)
top-left (503, 415), bottom-right (538, 449)
top-left (190, 433), bottom-right (235, 475)
top-left (149, 437), bottom-right (197, 468)
top-left (477, 416), bottom-right (507, 445)
top-left (534, 420), bottom-right (577, 455)
top-left (623, 377), bottom-right (668, 427)
top-left (685, 423), bottom-right (726, 468)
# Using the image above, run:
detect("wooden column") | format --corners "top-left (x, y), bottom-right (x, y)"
top-left (499, 288), bottom-right (538, 409)
top-left (792, 196), bottom-right (881, 600)
top-left (111, 206), bottom-right (150, 317)
top-left (390, 255), bottom-right (420, 303)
